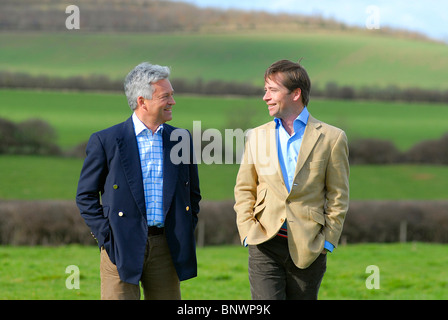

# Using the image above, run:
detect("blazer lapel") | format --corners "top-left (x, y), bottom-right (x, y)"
top-left (255, 122), bottom-right (288, 194)
top-left (267, 122), bottom-right (286, 187)
top-left (162, 125), bottom-right (179, 218)
top-left (116, 117), bottom-right (146, 218)
top-left (294, 115), bottom-right (322, 176)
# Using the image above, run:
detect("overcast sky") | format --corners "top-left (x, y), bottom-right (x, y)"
top-left (181, 0), bottom-right (448, 43)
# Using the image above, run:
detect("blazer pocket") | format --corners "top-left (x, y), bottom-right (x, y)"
top-left (309, 208), bottom-right (325, 226)
top-left (253, 188), bottom-right (267, 208)
top-left (253, 188), bottom-right (267, 217)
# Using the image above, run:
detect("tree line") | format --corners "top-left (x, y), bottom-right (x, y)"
top-left (1, 71), bottom-right (447, 104)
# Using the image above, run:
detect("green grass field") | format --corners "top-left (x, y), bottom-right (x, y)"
top-left (2, 31), bottom-right (448, 89)
top-left (1, 89), bottom-right (448, 201)
top-left (1, 89), bottom-right (448, 150)
top-left (1, 243), bottom-right (447, 300)
top-left (0, 155), bottom-right (447, 201)
top-left (1, 29), bottom-right (448, 302)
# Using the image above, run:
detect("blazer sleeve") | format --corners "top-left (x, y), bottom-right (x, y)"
top-left (234, 132), bottom-right (258, 244)
top-left (324, 130), bottom-right (350, 247)
top-left (188, 131), bottom-right (201, 227)
top-left (76, 133), bottom-right (110, 248)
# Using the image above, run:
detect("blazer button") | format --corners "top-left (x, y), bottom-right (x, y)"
top-left (186, 206), bottom-right (190, 212)
top-left (113, 184), bottom-right (118, 190)
top-left (118, 211), bottom-right (124, 217)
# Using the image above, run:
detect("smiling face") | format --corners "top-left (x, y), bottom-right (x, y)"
top-left (136, 79), bottom-right (176, 131)
top-left (263, 73), bottom-right (302, 121)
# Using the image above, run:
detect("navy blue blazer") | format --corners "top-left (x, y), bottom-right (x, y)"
top-left (76, 117), bottom-right (201, 285)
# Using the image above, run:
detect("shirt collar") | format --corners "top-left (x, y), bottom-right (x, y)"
top-left (132, 112), bottom-right (164, 136)
top-left (274, 106), bottom-right (309, 130)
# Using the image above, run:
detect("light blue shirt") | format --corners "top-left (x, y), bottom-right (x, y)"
top-left (275, 107), bottom-right (334, 252)
top-left (132, 113), bottom-right (164, 228)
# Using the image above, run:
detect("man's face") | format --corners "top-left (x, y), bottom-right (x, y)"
top-left (144, 79), bottom-right (176, 125)
top-left (263, 73), bottom-right (298, 120)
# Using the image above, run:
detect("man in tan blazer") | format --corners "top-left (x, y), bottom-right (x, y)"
top-left (234, 60), bottom-right (349, 299)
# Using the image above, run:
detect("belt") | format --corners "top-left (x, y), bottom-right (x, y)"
top-left (148, 226), bottom-right (164, 236)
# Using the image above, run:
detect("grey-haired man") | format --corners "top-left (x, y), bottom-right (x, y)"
top-left (76, 62), bottom-right (201, 299)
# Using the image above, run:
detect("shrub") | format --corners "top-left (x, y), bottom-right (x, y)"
top-left (0, 200), bottom-right (91, 245)
top-left (16, 118), bottom-right (61, 155)
top-left (342, 200), bottom-right (448, 243)
top-left (1, 199), bottom-right (448, 246)
top-left (349, 138), bottom-right (401, 164)
top-left (0, 117), bottom-right (61, 156)
top-left (405, 133), bottom-right (448, 164)
top-left (0, 199), bottom-right (242, 246)
top-left (195, 200), bottom-right (240, 246)
top-left (0, 117), bottom-right (19, 154)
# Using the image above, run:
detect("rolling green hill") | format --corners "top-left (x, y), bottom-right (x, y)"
top-left (1, 31), bottom-right (447, 90)
top-left (1, 89), bottom-right (448, 150)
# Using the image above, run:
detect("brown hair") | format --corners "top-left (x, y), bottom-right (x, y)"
top-left (264, 59), bottom-right (311, 106)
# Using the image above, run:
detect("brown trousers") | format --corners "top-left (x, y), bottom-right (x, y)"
top-left (100, 233), bottom-right (180, 300)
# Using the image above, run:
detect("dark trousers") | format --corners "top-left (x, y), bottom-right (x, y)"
top-left (248, 236), bottom-right (326, 300)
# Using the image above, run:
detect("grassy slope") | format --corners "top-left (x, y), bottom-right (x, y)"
top-left (1, 31), bottom-right (447, 89)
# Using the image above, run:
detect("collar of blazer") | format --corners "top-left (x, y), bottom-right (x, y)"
top-left (294, 115), bottom-right (322, 177)
top-left (115, 117), bottom-right (180, 219)
top-left (255, 115), bottom-right (323, 192)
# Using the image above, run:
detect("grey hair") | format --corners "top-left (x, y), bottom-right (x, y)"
top-left (124, 62), bottom-right (171, 110)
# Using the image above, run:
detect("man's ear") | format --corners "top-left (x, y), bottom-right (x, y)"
top-left (137, 96), bottom-right (146, 109)
top-left (292, 88), bottom-right (302, 102)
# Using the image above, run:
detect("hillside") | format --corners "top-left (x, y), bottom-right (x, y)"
top-left (0, 0), bottom-right (428, 38)
top-left (1, 31), bottom-right (447, 91)
top-left (1, 0), bottom-right (447, 92)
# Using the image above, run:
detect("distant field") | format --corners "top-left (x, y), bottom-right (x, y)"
top-left (1, 89), bottom-right (448, 150)
top-left (1, 31), bottom-right (448, 89)
top-left (1, 89), bottom-right (448, 202)
top-left (0, 155), bottom-right (447, 201)
top-left (1, 243), bottom-right (447, 300)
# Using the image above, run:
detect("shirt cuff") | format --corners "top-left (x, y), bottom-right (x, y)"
top-left (324, 241), bottom-right (334, 252)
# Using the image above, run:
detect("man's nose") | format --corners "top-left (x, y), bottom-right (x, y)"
top-left (263, 91), bottom-right (270, 101)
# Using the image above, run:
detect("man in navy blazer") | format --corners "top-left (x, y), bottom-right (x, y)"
top-left (76, 62), bottom-right (201, 300)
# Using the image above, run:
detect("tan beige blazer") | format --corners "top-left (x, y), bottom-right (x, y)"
top-left (234, 115), bottom-right (349, 269)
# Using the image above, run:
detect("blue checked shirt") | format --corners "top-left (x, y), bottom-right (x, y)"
top-left (132, 113), bottom-right (164, 227)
